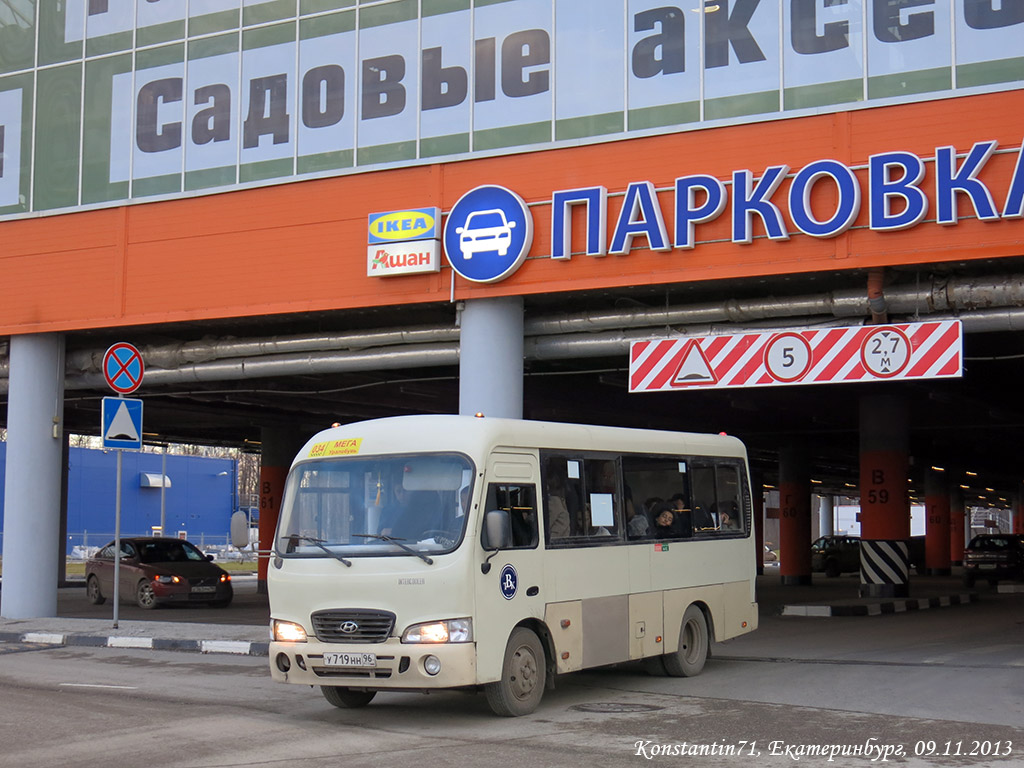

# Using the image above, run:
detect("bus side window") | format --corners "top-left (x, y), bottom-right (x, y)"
top-left (690, 465), bottom-right (717, 531)
top-left (585, 458), bottom-right (621, 536)
top-left (542, 455), bottom-right (581, 542)
top-left (485, 483), bottom-right (538, 549)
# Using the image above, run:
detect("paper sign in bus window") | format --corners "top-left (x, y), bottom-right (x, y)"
top-left (590, 493), bottom-right (614, 527)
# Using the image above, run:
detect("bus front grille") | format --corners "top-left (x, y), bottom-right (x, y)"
top-left (311, 609), bottom-right (396, 643)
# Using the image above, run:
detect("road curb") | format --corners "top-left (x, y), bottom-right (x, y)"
top-left (0, 629), bottom-right (269, 656)
top-left (781, 591), bottom-right (978, 617)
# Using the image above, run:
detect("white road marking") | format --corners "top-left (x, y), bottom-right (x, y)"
top-left (58, 683), bottom-right (138, 690)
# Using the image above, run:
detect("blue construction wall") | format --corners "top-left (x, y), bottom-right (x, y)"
top-left (0, 443), bottom-right (237, 553)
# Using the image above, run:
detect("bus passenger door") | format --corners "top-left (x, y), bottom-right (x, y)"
top-left (475, 452), bottom-right (546, 684)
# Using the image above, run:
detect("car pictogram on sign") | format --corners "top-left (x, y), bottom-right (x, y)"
top-left (443, 185), bottom-right (533, 283)
top-left (456, 209), bottom-right (517, 258)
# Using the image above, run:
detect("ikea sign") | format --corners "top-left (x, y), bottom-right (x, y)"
top-left (368, 208), bottom-right (441, 244)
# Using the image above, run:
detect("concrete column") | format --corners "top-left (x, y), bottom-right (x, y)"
top-left (458, 297), bottom-right (524, 419)
top-left (1, 334), bottom-right (66, 618)
top-left (779, 441), bottom-right (812, 585)
top-left (924, 468), bottom-right (951, 575)
top-left (949, 487), bottom-right (965, 565)
top-left (819, 494), bottom-right (835, 537)
top-left (257, 427), bottom-right (308, 595)
top-left (859, 395), bottom-right (910, 598)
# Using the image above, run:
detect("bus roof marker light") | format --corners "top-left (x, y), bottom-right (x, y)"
top-left (474, 412), bottom-right (485, 418)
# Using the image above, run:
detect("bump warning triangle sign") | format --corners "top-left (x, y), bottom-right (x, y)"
top-left (670, 341), bottom-right (717, 386)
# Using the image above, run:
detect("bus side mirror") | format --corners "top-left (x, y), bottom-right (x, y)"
top-left (482, 510), bottom-right (511, 551)
top-left (481, 510), bottom-right (511, 574)
top-left (230, 511), bottom-right (250, 549)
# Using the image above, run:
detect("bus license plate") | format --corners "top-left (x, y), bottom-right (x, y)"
top-left (323, 652), bottom-right (376, 668)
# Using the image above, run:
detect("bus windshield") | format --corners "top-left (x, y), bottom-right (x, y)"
top-left (276, 453), bottom-right (475, 558)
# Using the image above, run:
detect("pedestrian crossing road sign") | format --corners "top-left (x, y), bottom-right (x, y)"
top-left (102, 397), bottom-right (143, 450)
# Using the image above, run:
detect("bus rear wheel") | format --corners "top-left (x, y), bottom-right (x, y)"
top-left (485, 627), bottom-right (546, 716)
top-left (321, 686), bottom-right (376, 709)
top-left (663, 605), bottom-right (708, 677)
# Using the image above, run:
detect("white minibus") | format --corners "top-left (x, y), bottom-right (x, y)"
top-left (267, 414), bottom-right (758, 716)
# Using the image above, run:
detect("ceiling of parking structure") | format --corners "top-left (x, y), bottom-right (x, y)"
top-left (5, 261), bottom-right (1024, 504)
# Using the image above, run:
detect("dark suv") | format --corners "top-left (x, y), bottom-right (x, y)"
top-left (811, 535), bottom-right (860, 577)
top-left (963, 534), bottom-right (1024, 587)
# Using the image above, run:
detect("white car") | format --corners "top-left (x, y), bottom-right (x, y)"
top-left (455, 209), bottom-right (516, 258)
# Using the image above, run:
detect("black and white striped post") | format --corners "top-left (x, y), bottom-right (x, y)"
top-left (860, 539), bottom-right (910, 598)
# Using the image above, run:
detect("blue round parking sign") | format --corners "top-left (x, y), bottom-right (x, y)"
top-left (443, 185), bottom-right (533, 283)
top-left (499, 564), bottom-right (518, 600)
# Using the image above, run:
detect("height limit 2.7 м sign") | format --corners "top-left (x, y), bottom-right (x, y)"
top-left (628, 321), bottom-right (962, 393)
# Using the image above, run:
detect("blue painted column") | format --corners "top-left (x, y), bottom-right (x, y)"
top-left (1, 334), bottom-right (66, 618)
top-left (459, 297), bottom-right (524, 419)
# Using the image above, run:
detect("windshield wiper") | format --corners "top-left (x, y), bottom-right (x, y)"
top-left (353, 533), bottom-right (434, 565)
top-left (288, 535), bottom-right (351, 566)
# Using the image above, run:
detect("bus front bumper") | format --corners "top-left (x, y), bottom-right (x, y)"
top-left (269, 638), bottom-right (478, 690)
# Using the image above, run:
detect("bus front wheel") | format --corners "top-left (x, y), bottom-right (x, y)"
top-left (663, 605), bottom-right (708, 677)
top-left (321, 686), bottom-right (376, 709)
top-left (485, 627), bottom-right (546, 717)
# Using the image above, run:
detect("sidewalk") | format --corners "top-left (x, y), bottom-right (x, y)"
top-left (0, 616), bottom-right (269, 655)
top-left (756, 567), bottom-right (979, 616)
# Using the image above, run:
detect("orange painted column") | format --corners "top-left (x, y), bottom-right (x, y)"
top-left (949, 488), bottom-right (966, 565)
top-left (859, 395), bottom-right (911, 598)
top-left (257, 428), bottom-right (308, 595)
top-left (924, 468), bottom-right (951, 576)
top-left (779, 442), bottom-right (812, 585)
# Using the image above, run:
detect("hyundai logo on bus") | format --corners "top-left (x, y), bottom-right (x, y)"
top-left (366, 207), bottom-right (441, 277)
top-left (443, 185), bottom-right (534, 284)
top-left (499, 564), bottom-right (518, 600)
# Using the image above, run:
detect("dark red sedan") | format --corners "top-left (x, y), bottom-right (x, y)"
top-left (963, 534), bottom-right (1024, 588)
top-left (86, 537), bottom-right (233, 609)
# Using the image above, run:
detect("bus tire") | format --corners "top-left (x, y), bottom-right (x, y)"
top-left (321, 686), bottom-right (376, 709)
top-left (663, 605), bottom-right (708, 678)
top-left (485, 627), bottom-right (546, 717)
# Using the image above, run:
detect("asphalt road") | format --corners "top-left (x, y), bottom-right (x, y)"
top-left (0, 572), bottom-right (1022, 768)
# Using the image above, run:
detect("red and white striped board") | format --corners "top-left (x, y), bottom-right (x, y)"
top-left (629, 320), bottom-right (962, 393)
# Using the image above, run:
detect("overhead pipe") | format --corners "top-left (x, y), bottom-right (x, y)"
top-left (5, 274), bottom-right (1024, 392)
top-left (62, 325), bottom-right (460, 374)
top-left (867, 268), bottom-right (888, 324)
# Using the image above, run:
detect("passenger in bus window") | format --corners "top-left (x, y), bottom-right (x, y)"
top-left (669, 493), bottom-right (697, 535)
top-left (719, 502), bottom-right (740, 530)
top-left (627, 505), bottom-right (651, 538)
top-left (686, 494), bottom-right (715, 530)
top-left (652, 502), bottom-right (684, 539)
top-left (380, 480), bottom-right (412, 536)
top-left (544, 464), bottom-right (571, 539)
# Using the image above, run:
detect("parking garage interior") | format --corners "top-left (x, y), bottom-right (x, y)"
top-left (6, 260), bottom-right (1024, 511)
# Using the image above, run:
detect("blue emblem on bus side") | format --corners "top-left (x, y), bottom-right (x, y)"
top-left (443, 185), bottom-right (534, 283)
top-left (499, 564), bottom-right (518, 600)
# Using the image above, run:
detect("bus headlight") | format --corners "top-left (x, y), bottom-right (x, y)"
top-left (401, 618), bottom-right (473, 643)
top-left (272, 619), bottom-right (308, 643)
